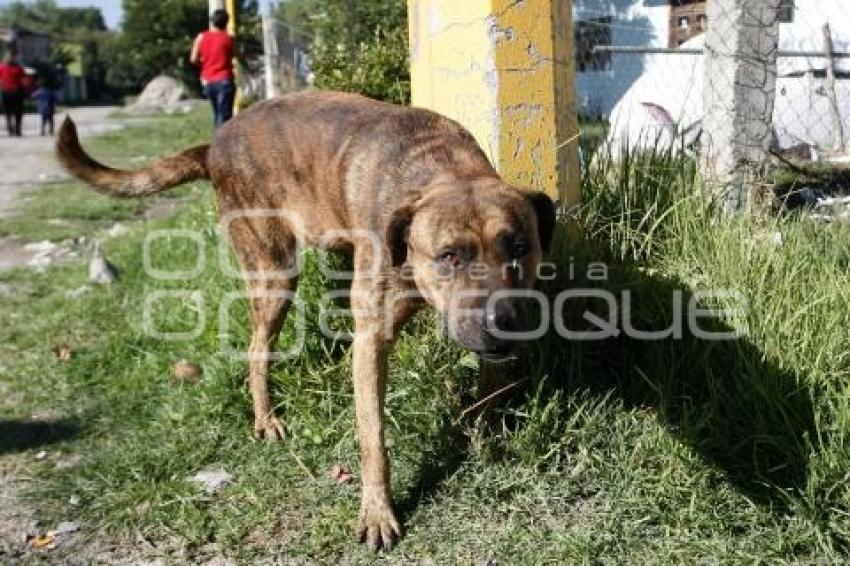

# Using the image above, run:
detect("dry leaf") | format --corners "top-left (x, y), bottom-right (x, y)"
top-left (28, 534), bottom-right (55, 549)
top-left (330, 464), bottom-right (353, 485)
top-left (172, 359), bottom-right (201, 383)
top-left (53, 343), bottom-right (72, 361)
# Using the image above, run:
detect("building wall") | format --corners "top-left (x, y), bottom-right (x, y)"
top-left (573, 0), bottom-right (670, 116)
top-left (17, 35), bottom-right (50, 65)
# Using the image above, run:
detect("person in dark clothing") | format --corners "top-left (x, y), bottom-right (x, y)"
top-left (31, 81), bottom-right (56, 136)
top-left (0, 50), bottom-right (26, 137)
top-left (190, 9), bottom-right (236, 128)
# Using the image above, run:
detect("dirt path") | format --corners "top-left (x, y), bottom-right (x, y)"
top-left (0, 106), bottom-right (126, 217)
top-left (0, 106), bottom-right (210, 563)
top-left (0, 106), bottom-right (137, 270)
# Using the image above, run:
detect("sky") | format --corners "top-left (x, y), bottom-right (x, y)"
top-left (0, 1), bottom-right (124, 30)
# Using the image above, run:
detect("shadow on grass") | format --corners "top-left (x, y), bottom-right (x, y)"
top-left (393, 227), bottom-right (817, 513)
top-left (0, 419), bottom-right (79, 455)
top-left (519, 234), bottom-right (817, 506)
top-left (395, 419), bottom-right (469, 523)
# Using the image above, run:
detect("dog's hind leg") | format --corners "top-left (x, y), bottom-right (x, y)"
top-left (244, 273), bottom-right (297, 441)
top-left (226, 216), bottom-right (299, 442)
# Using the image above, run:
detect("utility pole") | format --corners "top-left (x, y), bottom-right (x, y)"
top-left (226, 0), bottom-right (240, 114)
top-left (262, 1), bottom-right (279, 99)
top-left (408, 0), bottom-right (581, 206)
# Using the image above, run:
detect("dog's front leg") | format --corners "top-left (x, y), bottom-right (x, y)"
top-left (350, 276), bottom-right (401, 551)
top-left (351, 325), bottom-right (399, 550)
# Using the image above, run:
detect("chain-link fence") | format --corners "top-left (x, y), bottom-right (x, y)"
top-left (250, 2), bottom-right (850, 211)
top-left (263, 11), bottom-right (312, 95)
top-left (573, 0), bottom-right (850, 210)
top-left (243, 1), bottom-right (313, 100)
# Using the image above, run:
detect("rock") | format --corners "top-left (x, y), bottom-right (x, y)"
top-left (134, 75), bottom-right (185, 108)
top-left (27, 251), bottom-right (53, 269)
top-left (34, 450), bottom-right (48, 461)
top-left (88, 242), bottom-right (119, 284)
top-left (189, 468), bottom-right (233, 494)
top-left (47, 521), bottom-right (79, 536)
top-left (55, 455), bottom-right (82, 469)
top-left (106, 223), bottom-right (129, 238)
top-left (24, 240), bottom-right (57, 253)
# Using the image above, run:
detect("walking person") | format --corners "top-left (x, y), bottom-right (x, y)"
top-left (190, 9), bottom-right (236, 129)
top-left (0, 50), bottom-right (26, 137)
top-left (31, 79), bottom-right (56, 136)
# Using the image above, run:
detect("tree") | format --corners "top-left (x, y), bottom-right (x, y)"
top-left (278, 0), bottom-right (409, 104)
top-left (0, 0), bottom-right (106, 34)
top-left (0, 1), bottom-right (111, 95)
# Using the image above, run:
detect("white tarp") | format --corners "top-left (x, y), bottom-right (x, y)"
top-left (605, 24), bottom-right (850, 155)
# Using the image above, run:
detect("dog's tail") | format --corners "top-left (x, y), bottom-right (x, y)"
top-left (56, 117), bottom-right (210, 198)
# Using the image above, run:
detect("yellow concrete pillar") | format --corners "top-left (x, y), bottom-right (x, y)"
top-left (408, 0), bottom-right (580, 206)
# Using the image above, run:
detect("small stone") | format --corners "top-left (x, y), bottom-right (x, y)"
top-left (24, 240), bottom-right (57, 253)
top-left (107, 223), bottom-right (129, 237)
top-left (34, 450), bottom-right (48, 461)
top-left (88, 242), bottom-right (119, 284)
top-left (189, 468), bottom-right (233, 494)
top-left (28, 252), bottom-right (53, 269)
top-left (47, 521), bottom-right (79, 537)
top-left (55, 455), bottom-right (82, 469)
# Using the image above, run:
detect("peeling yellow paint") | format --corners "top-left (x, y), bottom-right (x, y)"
top-left (408, 0), bottom-right (580, 206)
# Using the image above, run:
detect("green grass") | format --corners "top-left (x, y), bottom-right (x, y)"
top-left (1, 113), bottom-right (849, 562)
top-left (0, 106), bottom-right (212, 243)
top-left (0, 181), bottom-right (144, 242)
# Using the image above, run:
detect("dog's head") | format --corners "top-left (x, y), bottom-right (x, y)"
top-left (388, 179), bottom-right (555, 359)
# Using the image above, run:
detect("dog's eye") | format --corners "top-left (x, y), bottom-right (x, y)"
top-left (437, 250), bottom-right (461, 266)
top-left (510, 241), bottom-right (529, 259)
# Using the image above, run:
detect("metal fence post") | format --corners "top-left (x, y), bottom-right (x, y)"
top-left (701, 0), bottom-right (781, 214)
top-left (262, 1), bottom-right (279, 99)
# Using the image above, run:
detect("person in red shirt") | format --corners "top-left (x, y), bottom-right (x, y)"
top-left (190, 9), bottom-right (236, 129)
top-left (0, 50), bottom-right (26, 137)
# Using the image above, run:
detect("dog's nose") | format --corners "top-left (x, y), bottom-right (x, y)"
top-left (486, 303), bottom-right (517, 335)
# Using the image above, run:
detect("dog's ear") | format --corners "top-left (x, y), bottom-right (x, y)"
top-left (386, 197), bottom-right (420, 267)
top-left (526, 191), bottom-right (556, 253)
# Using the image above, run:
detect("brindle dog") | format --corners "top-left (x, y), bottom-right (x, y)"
top-left (57, 90), bottom-right (555, 551)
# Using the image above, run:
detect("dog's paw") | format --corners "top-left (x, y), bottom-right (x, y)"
top-left (253, 415), bottom-right (285, 442)
top-left (355, 502), bottom-right (401, 552)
